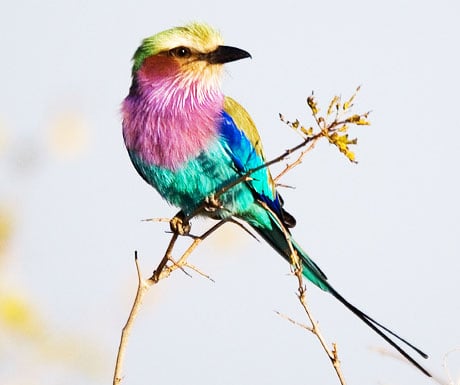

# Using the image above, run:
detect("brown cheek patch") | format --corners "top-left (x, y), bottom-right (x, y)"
top-left (140, 55), bottom-right (180, 79)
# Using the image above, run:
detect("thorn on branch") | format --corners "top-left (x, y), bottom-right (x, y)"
top-left (274, 310), bottom-right (313, 332)
top-left (184, 262), bottom-right (215, 282)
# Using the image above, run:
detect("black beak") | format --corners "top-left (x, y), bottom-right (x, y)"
top-left (205, 45), bottom-right (252, 64)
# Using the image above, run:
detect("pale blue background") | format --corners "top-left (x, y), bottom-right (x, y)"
top-left (1, 0), bottom-right (459, 384)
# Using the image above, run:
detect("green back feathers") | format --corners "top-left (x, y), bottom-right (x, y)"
top-left (131, 22), bottom-right (224, 74)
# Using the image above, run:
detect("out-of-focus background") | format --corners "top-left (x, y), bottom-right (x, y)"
top-left (1, 1), bottom-right (459, 384)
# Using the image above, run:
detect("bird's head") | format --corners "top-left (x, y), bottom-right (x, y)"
top-left (130, 23), bottom-right (251, 91)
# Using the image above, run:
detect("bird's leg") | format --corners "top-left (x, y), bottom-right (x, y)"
top-left (170, 211), bottom-right (191, 236)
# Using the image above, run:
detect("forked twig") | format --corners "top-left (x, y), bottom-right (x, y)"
top-left (112, 219), bottom-right (227, 385)
top-left (274, 310), bottom-right (313, 332)
top-left (113, 252), bottom-right (153, 385)
top-left (262, 200), bottom-right (347, 385)
top-left (295, 271), bottom-right (347, 385)
top-left (274, 138), bottom-right (320, 184)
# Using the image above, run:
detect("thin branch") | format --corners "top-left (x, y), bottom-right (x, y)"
top-left (152, 232), bottom-right (179, 282)
top-left (273, 138), bottom-right (320, 183)
top-left (167, 256), bottom-right (194, 278)
top-left (262, 200), bottom-right (347, 384)
top-left (274, 310), bottom-right (313, 332)
top-left (113, 252), bottom-right (154, 385)
top-left (171, 219), bottom-right (229, 268)
top-left (113, 219), bottom-right (227, 385)
top-left (295, 270), bottom-right (347, 385)
top-left (183, 262), bottom-right (215, 282)
top-left (141, 217), bottom-right (171, 223)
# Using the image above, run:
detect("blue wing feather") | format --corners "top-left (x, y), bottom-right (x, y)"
top-left (219, 110), bottom-right (285, 218)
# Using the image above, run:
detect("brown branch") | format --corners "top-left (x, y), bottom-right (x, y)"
top-left (183, 262), bottom-right (215, 282)
top-left (274, 310), bottom-right (313, 332)
top-left (113, 252), bottom-right (154, 385)
top-left (262, 200), bottom-right (347, 384)
top-left (274, 138), bottom-right (320, 184)
top-left (113, 219), bottom-right (227, 385)
top-left (152, 232), bottom-right (179, 282)
top-left (140, 217), bottom-right (171, 223)
top-left (295, 268), bottom-right (347, 385)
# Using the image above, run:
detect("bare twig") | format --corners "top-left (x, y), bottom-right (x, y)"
top-left (113, 252), bottom-right (154, 385)
top-left (275, 275), bottom-right (347, 385)
top-left (261, 200), bottom-right (347, 384)
top-left (141, 217), bottom-right (171, 223)
top-left (274, 310), bottom-right (313, 332)
top-left (113, 219), bottom-right (227, 385)
top-left (183, 262), bottom-right (215, 282)
top-left (152, 232), bottom-right (179, 282)
top-left (273, 138), bottom-right (320, 183)
top-left (295, 269), bottom-right (347, 385)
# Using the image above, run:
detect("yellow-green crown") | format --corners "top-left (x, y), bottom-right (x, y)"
top-left (132, 22), bottom-right (224, 74)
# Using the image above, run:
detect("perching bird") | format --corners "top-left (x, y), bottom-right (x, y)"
top-left (122, 22), bottom-right (430, 376)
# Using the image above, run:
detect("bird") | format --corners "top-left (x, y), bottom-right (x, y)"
top-left (122, 22), bottom-right (430, 376)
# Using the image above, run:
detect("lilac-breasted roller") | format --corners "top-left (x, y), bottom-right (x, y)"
top-left (122, 22), bottom-right (430, 376)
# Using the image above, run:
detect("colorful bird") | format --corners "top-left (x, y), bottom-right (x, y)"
top-left (122, 22), bottom-right (430, 376)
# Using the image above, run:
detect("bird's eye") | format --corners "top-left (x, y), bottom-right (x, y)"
top-left (169, 46), bottom-right (192, 58)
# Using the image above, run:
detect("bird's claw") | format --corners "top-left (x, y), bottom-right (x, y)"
top-left (204, 194), bottom-right (222, 213)
top-left (170, 214), bottom-right (191, 235)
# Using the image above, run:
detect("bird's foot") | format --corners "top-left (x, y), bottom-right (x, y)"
top-left (170, 212), bottom-right (191, 236)
top-left (203, 194), bottom-right (222, 213)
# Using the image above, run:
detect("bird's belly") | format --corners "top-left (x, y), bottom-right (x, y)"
top-left (129, 142), bottom-right (255, 218)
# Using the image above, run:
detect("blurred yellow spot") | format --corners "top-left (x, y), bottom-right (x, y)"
top-left (0, 205), bottom-right (14, 256)
top-left (0, 294), bottom-right (40, 337)
top-left (0, 288), bottom-right (105, 378)
top-left (48, 112), bottom-right (88, 159)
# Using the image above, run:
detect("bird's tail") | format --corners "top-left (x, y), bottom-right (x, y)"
top-left (251, 213), bottom-right (431, 377)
